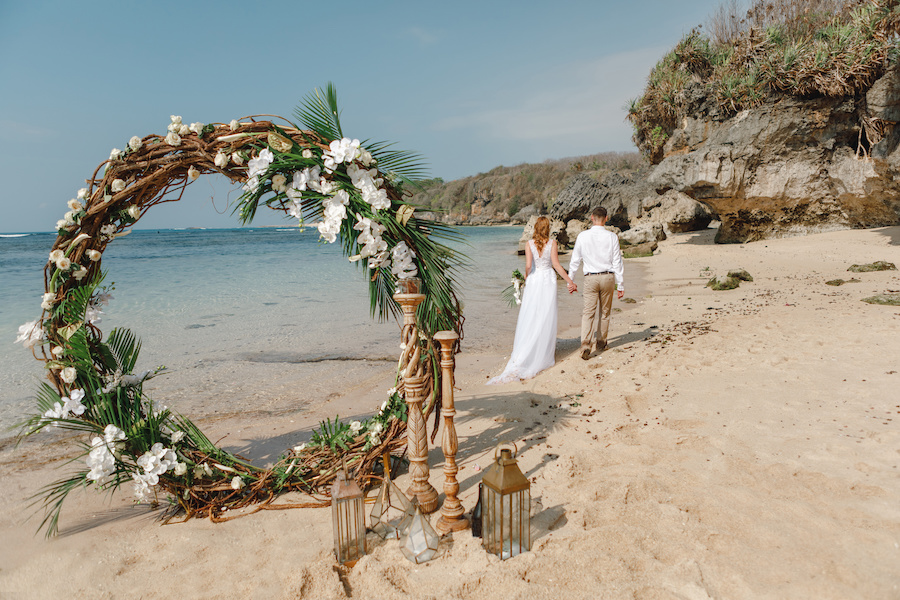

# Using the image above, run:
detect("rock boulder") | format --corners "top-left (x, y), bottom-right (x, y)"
top-left (647, 71), bottom-right (900, 242)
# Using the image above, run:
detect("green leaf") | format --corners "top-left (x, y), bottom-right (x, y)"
top-left (293, 82), bottom-right (344, 141)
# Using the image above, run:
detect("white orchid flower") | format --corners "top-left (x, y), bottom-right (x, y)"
top-left (14, 321), bottom-right (44, 348)
top-left (63, 389), bottom-right (86, 416)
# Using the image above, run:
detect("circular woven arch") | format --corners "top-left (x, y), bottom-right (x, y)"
top-left (22, 107), bottom-right (465, 534)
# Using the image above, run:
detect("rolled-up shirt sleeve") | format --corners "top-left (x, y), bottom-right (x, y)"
top-left (612, 239), bottom-right (624, 292)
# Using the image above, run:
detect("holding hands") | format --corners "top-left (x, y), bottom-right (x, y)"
top-left (567, 281), bottom-right (577, 294)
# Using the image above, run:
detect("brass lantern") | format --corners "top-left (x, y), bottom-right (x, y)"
top-left (481, 443), bottom-right (531, 559)
top-left (331, 463), bottom-right (366, 566)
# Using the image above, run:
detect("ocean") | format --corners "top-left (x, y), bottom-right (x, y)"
top-left (0, 226), bottom-right (526, 437)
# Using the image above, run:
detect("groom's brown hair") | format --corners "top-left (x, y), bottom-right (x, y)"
top-left (591, 206), bottom-right (608, 219)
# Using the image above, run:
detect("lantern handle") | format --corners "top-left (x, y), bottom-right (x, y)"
top-left (493, 441), bottom-right (518, 460)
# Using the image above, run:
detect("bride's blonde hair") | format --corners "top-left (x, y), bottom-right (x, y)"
top-left (533, 216), bottom-right (550, 254)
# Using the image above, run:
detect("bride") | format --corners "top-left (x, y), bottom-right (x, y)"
top-left (489, 217), bottom-right (576, 384)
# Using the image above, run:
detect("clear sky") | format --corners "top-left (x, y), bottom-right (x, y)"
top-left (0, 0), bottom-right (721, 232)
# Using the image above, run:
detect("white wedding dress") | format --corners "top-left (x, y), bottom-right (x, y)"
top-left (488, 239), bottom-right (559, 383)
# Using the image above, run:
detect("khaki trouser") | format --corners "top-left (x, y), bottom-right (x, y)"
top-left (580, 273), bottom-right (615, 352)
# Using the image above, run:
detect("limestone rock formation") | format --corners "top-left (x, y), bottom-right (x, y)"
top-left (647, 71), bottom-right (900, 243)
top-left (639, 189), bottom-right (714, 234)
top-left (621, 222), bottom-right (666, 245)
top-left (518, 216), bottom-right (567, 254)
top-left (551, 173), bottom-right (653, 229)
top-left (565, 219), bottom-right (589, 245)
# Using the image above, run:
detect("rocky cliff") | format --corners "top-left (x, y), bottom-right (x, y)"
top-left (647, 69), bottom-right (900, 243)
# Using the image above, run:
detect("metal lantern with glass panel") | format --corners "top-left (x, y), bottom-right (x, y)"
top-left (399, 505), bottom-right (441, 564)
top-left (331, 463), bottom-right (366, 566)
top-left (370, 452), bottom-right (416, 539)
top-left (481, 443), bottom-right (531, 559)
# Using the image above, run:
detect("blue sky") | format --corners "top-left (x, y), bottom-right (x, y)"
top-left (0, 0), bottom-right (721, 232)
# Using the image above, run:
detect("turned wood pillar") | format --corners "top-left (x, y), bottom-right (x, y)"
top-left (434, 330), bottom-right (468, 534)
top-left (394, 288), bottom-right (439, 514)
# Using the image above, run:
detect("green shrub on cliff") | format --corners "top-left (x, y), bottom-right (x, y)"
top-left (627, 0), bottom-right (900, 162)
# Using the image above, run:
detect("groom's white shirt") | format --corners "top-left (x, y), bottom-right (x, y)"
top-left (567, 225), bottom-right (624, 292)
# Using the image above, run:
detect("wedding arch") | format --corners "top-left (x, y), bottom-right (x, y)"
top-left (16, 84), bottom-right (466, 535)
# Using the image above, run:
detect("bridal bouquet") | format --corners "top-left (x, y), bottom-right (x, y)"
top-left (500, 269), bottom-right (526, 307)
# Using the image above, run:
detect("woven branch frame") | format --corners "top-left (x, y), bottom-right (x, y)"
top-left (23, 114), bottom-right (462, 533)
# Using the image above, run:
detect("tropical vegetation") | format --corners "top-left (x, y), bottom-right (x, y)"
top-left (627, 0), bottom-right (900, 161)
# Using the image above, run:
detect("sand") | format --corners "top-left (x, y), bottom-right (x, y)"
top-left (1, 226), bottom-right (898, 599)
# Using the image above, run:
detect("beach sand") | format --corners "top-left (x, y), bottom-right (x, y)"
top-left (1, 226), bottom-right (898, 599)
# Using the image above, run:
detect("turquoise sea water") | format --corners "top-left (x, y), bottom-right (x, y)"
top-left (0, 226), bottom-right (524, 435)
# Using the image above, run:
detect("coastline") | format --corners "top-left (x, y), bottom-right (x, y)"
top-left (1, 227), bottom-right (898, 599)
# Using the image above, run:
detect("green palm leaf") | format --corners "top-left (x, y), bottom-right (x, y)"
top-left (293, 82), bottom-right (344, 141)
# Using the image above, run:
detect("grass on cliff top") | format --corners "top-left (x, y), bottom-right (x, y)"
top-left (627, 0), bottom-right (900, 162)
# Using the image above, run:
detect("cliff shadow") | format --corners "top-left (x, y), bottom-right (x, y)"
top-left (669, 227), bottom-right (719, 246)
top-left (874, 225), bottom-right (900, 246)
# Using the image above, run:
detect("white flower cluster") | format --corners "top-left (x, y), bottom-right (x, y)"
top-left (379, 387), bottom-right (398, 416)
top-left (391, 241), bottom-right (418, 280)
top-left (85, 291), bottom-right (113, 325)
top-left (100, 223), bottom-right (117, 241)
top-left (164, 115), bottom-right (190, 146)
top-left (513, 278), bottom-right (523, 306)
top-left (57, 188), bottom-right (89, 231)
top-left (317, 189), bottom-right (350, 243)
top-left (47, 245), bottom-right (88, 281)
top-left (322, 138), bottom-right (361, 173)
top-left (133, 442), bottom-right (178, 502)
top-left (48, 249), bottom-right (70, 271)
top-left (347, 163), bottom-right (390, 210)
top-left (350, 213), bottom-right (389, 268)
top-left (41, 292), bottom-right (56, 311)
top-left (86, 424), bottom-right (126, 484)
top-left (368, 421), bottom-right (384, 446)
top-left (43, 388), bottom-right (87, 425)
top-left (15, 320), bottom-right (44, 348)
top-left (243, 148), bottom-right (274, 193)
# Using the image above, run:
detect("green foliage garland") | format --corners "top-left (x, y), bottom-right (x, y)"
top-left (17, 84), bottom-right (466, 535)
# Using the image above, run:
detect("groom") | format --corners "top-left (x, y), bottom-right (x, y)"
top-left (567, 207), bottom-right (624, 360)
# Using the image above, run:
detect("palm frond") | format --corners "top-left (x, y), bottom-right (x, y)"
top-left (293, 82), bottom-right (344, 141)
top-left (364, 140), bottom-right (431, 183)
top-left (104, 328), bottom-right (142, 375)
top-left (29, 472), bottom-right (88, 537)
